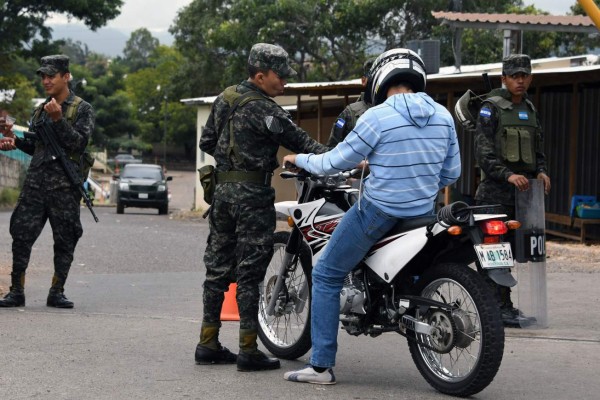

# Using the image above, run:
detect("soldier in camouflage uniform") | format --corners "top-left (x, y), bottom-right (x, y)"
top-left (326, 57), bottom-right (376, 148)
top-left (474, 54), bottom-right (551, 326)
top-left (0, 55), bottom-right (95, 309)
top-left (195, 43), bottom-right (328, 371)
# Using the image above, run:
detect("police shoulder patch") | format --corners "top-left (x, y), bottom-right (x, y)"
top-left (479, 107), bottom-right (492, 118)
top-left (335, 118), bottom-right (346, 129)
top-left (265, 115), bottom-right (283, 133)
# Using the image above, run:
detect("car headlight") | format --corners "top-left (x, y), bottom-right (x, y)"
top-left (158, 184), bottom-right (166, 192)
top-left (119, 182), bottom-right (129, 190)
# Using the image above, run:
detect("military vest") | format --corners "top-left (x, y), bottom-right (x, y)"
top-left (346, 100), bottom-right (369, 130)
top-left (32, 96), bottom-right (94, 178)
top-left (485, 95), bottom-right (542, 174)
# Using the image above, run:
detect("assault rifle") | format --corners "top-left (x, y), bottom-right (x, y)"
top-left (25, 117), bottom-right (99, 222)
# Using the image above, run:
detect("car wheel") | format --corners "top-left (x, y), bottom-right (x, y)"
top-left (117, 202), bottom-right (124, 214)
top-left (158, 204), bottom-right (168, 215)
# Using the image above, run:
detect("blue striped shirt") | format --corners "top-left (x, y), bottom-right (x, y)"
top-left (295, 92), bottom-right (461, 217)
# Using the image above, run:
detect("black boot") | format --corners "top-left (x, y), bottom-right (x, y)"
top-left (195, 321), bottom-right (237, 364)
top-left (237, 351), bottom-right (281, 372)
top-left (195, 344), bottom-right (237, 364)
top-left (237, 328), bottom-right (280, 371)
top-left (47, 290), bottom-right (74, 308)
top-left (0, 290), bottom-right (25, 307)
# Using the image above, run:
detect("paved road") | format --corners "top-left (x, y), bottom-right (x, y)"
top-left (0, 172), bottom-right (599, 399)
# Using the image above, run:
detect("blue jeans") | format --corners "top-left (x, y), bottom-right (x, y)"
top-left (309, 197), bottom-right (398, 368)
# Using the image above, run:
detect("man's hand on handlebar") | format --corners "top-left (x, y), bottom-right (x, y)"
top-left (283, 154), bottom-right (301, 172)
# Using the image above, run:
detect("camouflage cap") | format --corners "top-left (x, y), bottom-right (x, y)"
top-left (502, 54), bottom-right (531, 76)
top-left (36, 55), bottom-right (70, 76)
top-left (248, 43), bottom-right (297, 79)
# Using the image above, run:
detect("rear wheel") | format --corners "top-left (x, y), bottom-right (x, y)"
top-left (407, 263), bottom-right (504, 397)
top-left (257, 231), bottom-right (313, 360)
top-left (116, 201), bottom-right (124, 214)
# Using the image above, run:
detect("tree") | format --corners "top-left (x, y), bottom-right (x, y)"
top-left (122, 28), bottom-right (160, 72)
top-left (0, 1), bottom-right (124, 56)
top-left (124, 45), bottom-right (196, 157)
top-left (170, 0), bottom-right (536, 95)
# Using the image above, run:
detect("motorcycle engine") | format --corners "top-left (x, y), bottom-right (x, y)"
top-left (340, 271), bottom-right (366, 315)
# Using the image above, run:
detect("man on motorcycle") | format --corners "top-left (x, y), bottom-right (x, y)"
top-left (282, 48), bottom-right (461, 385)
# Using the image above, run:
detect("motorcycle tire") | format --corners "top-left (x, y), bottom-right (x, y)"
top-left (407, 263), bottom-right (504, 397)
top-left (257, 231), bottom-right (313, 360)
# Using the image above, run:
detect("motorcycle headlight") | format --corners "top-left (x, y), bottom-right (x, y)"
top-left (119, 182), bottom-right (129, 191)
top-left (157, 184), bottom-right (166, 192)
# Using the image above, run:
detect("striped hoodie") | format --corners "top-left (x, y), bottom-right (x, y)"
top-left (295, 92), bottom-right (461, 217)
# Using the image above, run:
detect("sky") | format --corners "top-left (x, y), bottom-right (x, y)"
top-left (50, 0), bottom-right (575, 38)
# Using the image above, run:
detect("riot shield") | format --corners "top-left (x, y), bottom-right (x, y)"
top-left (514, 179), bottom-right (548, 328)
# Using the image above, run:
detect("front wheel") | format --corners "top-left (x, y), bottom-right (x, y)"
top-left (407, 263), bottom-right (504, 397)
top-left (257, 231), bottom-right (313, 360)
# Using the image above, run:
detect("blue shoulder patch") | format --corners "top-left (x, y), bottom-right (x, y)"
top-left (479, 107), bottom-right (492, 118)
top-left (335, 118), bottom-right (345, 129)
top-left (518, 111), bottom-right (529, 120)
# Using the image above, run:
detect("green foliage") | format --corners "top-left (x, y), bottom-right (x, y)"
top-left (122, 28), bottom-right (160, 72)
top-left (0, 187), bottom-right (20, 207)
top-left (0, 0), bottom-right (124, 56)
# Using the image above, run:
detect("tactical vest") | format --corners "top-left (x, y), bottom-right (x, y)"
top-left (485, 96), bottom-right (542, 174)
top-left (214, 85), bottom-right (272, 185)
top-left (346, 100), bottom-right (369, 131)
top-left (32, 96), bottom-right (94, 178)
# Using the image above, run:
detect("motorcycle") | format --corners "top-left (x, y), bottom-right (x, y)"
top-left (258, 167), bottom-right (518, 397)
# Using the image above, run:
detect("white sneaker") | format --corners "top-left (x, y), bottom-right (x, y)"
top-left (283, 365), bottom-right (336, 385)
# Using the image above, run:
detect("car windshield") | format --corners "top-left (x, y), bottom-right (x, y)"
top-left (122, 167), bottom-right (163, 180)
top-left (116, 155), bottom-right (134, 160)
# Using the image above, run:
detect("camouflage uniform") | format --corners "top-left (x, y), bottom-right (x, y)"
top-left (326, 58), bottom-right (375, 148)
top-left (9, 55), bottom-right (95, 295)
top-left (199, 44), bottom-right (328, 331)
top-left (327, 94), bottom-right (370, 148)
top-left (474, 54), bottom-right (547, 217)
top-left (473, 54), bottom-right (547, 321)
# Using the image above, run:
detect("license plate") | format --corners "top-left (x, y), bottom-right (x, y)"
top-left (138, 193), bottom-right (148, 199)
top-left (474, 243), bottom-right (514, 269)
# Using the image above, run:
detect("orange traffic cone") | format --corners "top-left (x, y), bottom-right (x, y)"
top-left (220, 283), bottom-right (240, 321)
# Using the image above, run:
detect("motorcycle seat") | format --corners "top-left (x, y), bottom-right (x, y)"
top-left (388, 215), bottom-right (437, 236)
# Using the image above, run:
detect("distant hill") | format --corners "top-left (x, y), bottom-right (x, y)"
top-left (48, 24), bottom-right (175, 58)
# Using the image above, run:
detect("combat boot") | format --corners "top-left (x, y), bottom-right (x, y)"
top-left (46, 289), bottom-right (74, 308)
top-left (237, 328), bottom-right (280, 372)
top-left (0, 289), bottom-right (25, 307)
top-left (195, 322), bottom-right (237, 364)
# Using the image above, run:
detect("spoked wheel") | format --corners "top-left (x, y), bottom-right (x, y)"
top-left (407, 263), bottom-right (504, 397)
top-left (257, 231), bottom-right (313, 360)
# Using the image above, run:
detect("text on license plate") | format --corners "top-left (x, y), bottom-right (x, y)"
top-left (474, 243), bottom-right (514, 269)
top-left (138, 193), bottom-right (148, 199)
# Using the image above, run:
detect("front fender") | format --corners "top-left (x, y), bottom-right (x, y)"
top-left (275, 200), bottom-right (298, 217)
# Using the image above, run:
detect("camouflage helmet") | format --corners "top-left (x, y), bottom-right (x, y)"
top-left (502, 54), bottom-right (531, 76)
top-left (248, 43), bottom-right (297, 79)
top-left (36, 55), bottom-right (70, 76)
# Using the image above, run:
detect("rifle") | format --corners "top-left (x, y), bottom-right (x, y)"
top-left (482, 72), bottom-right (493, 92)
top-left (25, 117), bottom-right (99, 223)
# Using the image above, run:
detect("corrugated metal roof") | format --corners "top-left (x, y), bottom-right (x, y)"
top-left (431, 11), bottom-right (596, 28)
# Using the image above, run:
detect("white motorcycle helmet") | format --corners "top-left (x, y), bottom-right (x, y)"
top-left (365, 48), bottom-right (427, 106)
